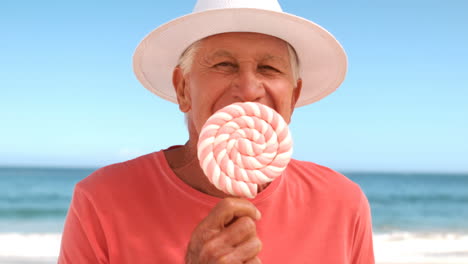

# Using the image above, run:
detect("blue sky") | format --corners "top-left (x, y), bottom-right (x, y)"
top-left (1, 0), bottom-right (467, 172)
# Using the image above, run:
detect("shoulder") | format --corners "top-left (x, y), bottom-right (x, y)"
top-left (287, 159), bottom-right (361, 192)
top-left (286, 159), bottom-right (366, 210)
top-left (76, 151), bottom-right (165, 196)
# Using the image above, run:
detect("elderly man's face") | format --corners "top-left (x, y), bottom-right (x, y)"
top-left (173, 32), bottom-right (302, 139)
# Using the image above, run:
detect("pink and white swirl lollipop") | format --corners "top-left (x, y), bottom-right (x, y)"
top-left (197, 102), bottom-right (293, 198)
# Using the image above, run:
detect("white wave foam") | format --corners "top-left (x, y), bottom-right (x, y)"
top-left (1, 231), bottom-right (468, 263)
top-left (0, 233), bottom-right (60, 259)
top-left (374, 232), bottom-right (468, 264)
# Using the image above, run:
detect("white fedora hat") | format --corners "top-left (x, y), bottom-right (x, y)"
top-left (133, 0), bottom-right (347, 107)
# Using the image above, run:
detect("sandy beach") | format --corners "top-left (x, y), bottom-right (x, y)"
top-left (1, 232), bottom-right (468, 264)
top-left (0, 257), bottom-right (57, 264)
top-left (0, 258), bottom-right (460, 264)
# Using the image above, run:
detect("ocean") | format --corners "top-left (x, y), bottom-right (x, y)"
top-left (1, 167), bottom-right (467, 263)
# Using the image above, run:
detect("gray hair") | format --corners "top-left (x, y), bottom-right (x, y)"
top-left (177, 38), bottom-right (301, 82)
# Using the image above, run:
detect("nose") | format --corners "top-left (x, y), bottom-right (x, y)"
top-left (231, 67), bottom-right (265, 102)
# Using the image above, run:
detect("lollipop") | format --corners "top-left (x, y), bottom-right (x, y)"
top-left (197, 102), bottom-right (293, 198)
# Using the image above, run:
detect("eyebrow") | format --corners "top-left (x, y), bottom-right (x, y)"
top-left (206, 49), bottom-right (289, 67)
top-left (260, 54), bottom-right (289, 67)
top-left (207, 50), bottom-right (235, 60)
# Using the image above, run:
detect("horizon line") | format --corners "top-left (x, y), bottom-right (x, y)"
top-left (0, 164), bottom-right (467, 175)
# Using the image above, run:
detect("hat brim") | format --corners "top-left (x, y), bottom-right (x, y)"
top-left (133, 8), bottom-right (347, 107)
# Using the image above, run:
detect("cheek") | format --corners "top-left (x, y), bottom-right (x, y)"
top-left (189, 97), bottom-right (207, 131)
top-left (189, 90), bottom-right (219, 134)
top-left (190, 77), bottom-right (229, 112)
top-left (271, 83), bottom-right (296, 122)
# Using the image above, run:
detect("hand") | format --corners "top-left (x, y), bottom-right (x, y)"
top-left (185, 198), bottom-right (263, 264)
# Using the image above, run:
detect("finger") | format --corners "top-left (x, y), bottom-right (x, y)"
top-left (188, 198), bottom-right (261, 262)
top-left (210, 198), bottom-right (261, 228)
top-left (198, 216), bottom-right (257, 261)
top-left (220, 216), bottom-right (257, 246)
top-left (245, 257), bottom-right (262, 264)
top-left (219, 236), bottom-right (262, 263)
top-left (192, 198), bottom-right (258, 243)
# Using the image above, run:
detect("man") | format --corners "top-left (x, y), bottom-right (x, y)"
top-left (59, 0), bottom-right (374, 263)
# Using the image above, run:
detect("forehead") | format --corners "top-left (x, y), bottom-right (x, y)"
top-left (196, 32), bottom-right (290, 59)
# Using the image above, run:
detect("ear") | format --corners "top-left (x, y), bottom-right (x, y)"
top-left (291, 78), bottom-right (302, 110)
top-left (172, 66), bottom-right (191, 113)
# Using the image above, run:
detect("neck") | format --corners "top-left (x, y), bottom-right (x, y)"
top-left (164, 116), bottom-right (270, 198)
top-left (164, 140), bottom-right (270, 198)
top-left (164, 140), bottom-right (230, 198)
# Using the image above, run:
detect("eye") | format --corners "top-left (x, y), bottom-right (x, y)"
top-left (258, 65), bottom-right (280, 72)
top-left (214, 62), bottom-right (236, 68)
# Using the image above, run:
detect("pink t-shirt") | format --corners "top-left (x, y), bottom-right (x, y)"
top-left (59, 149), bottom-right (374, 263)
